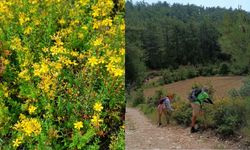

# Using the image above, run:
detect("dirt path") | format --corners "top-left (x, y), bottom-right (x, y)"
top-left (125, 107), bottom-right (240, 150)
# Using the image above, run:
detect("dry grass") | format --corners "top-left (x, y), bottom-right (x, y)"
top-left (144, 76), bottom-right (245, 100)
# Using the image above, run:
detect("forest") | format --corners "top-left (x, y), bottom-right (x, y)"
top-left (125, 0), bottom-right (250, 86)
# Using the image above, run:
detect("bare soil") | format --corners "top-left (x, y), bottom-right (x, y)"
top-left (125, 107), bottom-right (240, 150)
top-left (144, 76), bottom-right (245, 100)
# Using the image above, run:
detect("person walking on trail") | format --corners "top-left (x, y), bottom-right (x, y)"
top-left (157, 94), bottom-right (174, 126)
top-left (188, 86), bottom-right (213, 133)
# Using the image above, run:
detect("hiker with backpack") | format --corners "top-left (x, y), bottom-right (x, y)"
top-left (157, 94), bottom-right (174, 126)
top-left (188, 86), bottom-right (213, 133)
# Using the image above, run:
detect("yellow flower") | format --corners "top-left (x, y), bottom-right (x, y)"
top-left (88, 56), bottom-right (98, 67)
top-left (82, 25), bottom-right (88, 30)
top-left (74, 121), bottom-right (83, 130)
top-left (58, 18), bottom-right (66, 25)
top-left (78, 33), bottom-right (84, 39)
top-left (19, 13), bottom-right (30, 25)
top-left (120, 48), bottom-right (125, 55)
top-left (102, 18), bottom-right (112, 26)
top-left (93, 102), bottom-right (103, 112)
top-left (28, 105), bottom-right (37, 114)
top-left (93, 37), bottom-right (103, 46)
top-left (19, 113), bottom-right (26, 120)
top-left (13, 138), bottom-right (22, 147)
top-left (106, 63), bottom-right (114, 72)
top-left (24, 26), bottom-right (32, 35)
top-left (113, 68), bottom-right (124, 77)
top-left (18, 69), bottom-right (30, 81)
top-left (54, 63), bottom-right (62, 70)
top-left (120, 23), bottom-right (125, 31)
top-left (34, 19), bottom-right (40, 26)
top-left (109, 56), bottom-right (121, 63)
top-left (91, 115), bottom-right (103, 127)
top-left (79, 0), bottom-right (89, 6)
top-left (14, 118), bottom-right (41, 136)
top-left (10, 37), bottom-right (22, 50)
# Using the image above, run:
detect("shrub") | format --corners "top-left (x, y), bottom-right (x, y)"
top-left (228, 88), bottom-right (240, 97)
top-left (138, 104), bottom-right (155, 115)
top-left (158, 77), bottom-right (165, 86)
top-left (162, 69), bottom-right (174, 84)
top-left (0, 0), bottom-right (125, 149)
top-left (109, 128), bottom-right (125, 150)
top-left (176, 66), bottom-right (188, 80)
top-left (213, 98), bottom-right (246, 137)
top-left (239, 77), bottom-right (250, 97)
top-left (187, 66), bottom-right (198, 78)
top-left (132, 89), bottom-right (145, 107)
top-left (171, 100), bottom-right (192, 126)
top-left (219, 63), bottom-right (230, 75)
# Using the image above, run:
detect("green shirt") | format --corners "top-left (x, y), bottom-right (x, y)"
top-left (193, 91), bottom-right (209, 104)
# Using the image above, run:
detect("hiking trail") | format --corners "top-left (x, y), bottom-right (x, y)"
top-left (125, 107), bottom-right (240, 150)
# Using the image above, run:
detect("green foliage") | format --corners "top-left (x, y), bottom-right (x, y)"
top-left (152, 89), bottom-right (166, 106)
top-left (213, 99), bottom-right (246, 137)
top-left (70, 128), bottom-right (96, 149)
top-left (0, 0), bottom-right (125, 149)
top-left (219, 63), bottom-right (230, 75)
top-left (161, 66), bottom-right (198, 84)
top-left (132, 88), bottom-right (145, 107)
top-left (162, 69), bottom-right (174, 84)
top-left (126, 1), bottom-right (230, 72)
top-left (187, 66), bottom-right (198, 78)
top-left (219, 11), bottom-right (250, 75)
top-left (125, 43), bottom-right (146, 87)
top-left (172, 100), bottom-right (192, 126)
top-left (109, 129), bottom-right (125, 150)
top-left (239, 77), bottom-right (250, 97)
top-left (138, 104), bottom-right (155, 115)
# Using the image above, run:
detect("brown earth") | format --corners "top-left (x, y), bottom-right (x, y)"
top-left (144, 76), bottom-right (245, 100)
top-left (125, 107), bottom-right (240, 150)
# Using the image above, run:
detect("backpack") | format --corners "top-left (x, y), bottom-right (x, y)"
top-left (159, 98), bottom-right (166, 105)
top-left (188, 88), bottom-right (202, 102)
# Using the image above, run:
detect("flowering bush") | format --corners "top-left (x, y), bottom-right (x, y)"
top-left (0, 0), bottom-right (125, 149)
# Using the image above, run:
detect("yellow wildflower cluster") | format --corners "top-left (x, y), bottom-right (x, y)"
top-left (0, 83), bottom-right (9, 97)
top-left (13, 116), bottom-right (41, 136)
top-left (92, 1), bottom-right (113, 18)
top-left (91, 102), bottom-right (104, 127)
top-left (0, 0), bottom-right (125, 148)
top-left (18, 69), bottom-right (30, 81)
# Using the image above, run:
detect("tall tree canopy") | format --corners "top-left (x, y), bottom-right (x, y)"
top-left (126, 0), bottom-right (250, 85)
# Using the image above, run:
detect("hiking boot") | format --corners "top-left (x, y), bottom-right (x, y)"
top-left (190, 127), bottom-right (198, 133)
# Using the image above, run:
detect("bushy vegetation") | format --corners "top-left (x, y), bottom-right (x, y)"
top-left (219, 63), bottom-right (230, 75)
top-left (171, 100), bottom-right (192, 126)
top-left (158, 65), bottom-right (221, 85)
top-left (239, 77), bottom-right (250, 97)
top-left (131, 82), bottom-right (250, 139)
top-left (132, 88), bottom-right (145, 107)
top-left (126, 1), bottom-right (250, 88)
top-left (0, 0), bottom-right (125, 149)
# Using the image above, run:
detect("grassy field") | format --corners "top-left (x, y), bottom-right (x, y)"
top-left (144, 76), bottom-right (245, 100)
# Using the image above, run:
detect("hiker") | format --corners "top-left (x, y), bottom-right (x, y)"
top-left (188, 86), bottom-right (213, 133)
top-left (157, 94), bottom-right (174, 126)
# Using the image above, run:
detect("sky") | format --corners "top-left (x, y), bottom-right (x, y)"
top-left (131, 0), bottom-right (250, 12)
